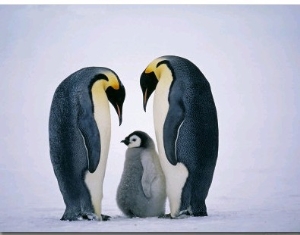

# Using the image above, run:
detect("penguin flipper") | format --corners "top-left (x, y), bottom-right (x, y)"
top-left (77, 95), bottom-right (101, 173)
top-left (141, 153), bottom-right (156, 198)
top-left (163, 103), bottom-right (184, 165)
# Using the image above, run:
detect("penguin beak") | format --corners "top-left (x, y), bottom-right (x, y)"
top-left (121, 139), bottom-right (129, 145)
top-left (143, 87), bottom-right (154, 112)
top-left (143, 89), bottom-right (148, 112)
top-left (115, 103), bottom-right (122, 126)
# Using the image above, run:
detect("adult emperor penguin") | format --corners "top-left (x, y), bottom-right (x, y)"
top-left (140, 55), bottom-right (219, 218)
top-left (116, 131), bottom-right (166, 218)
top-left (49, 67), bottom-right (125, 221)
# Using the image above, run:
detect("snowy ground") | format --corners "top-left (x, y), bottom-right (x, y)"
top-left (1, 144), bottom-right (300, 232)
top-left (1, 4), bottom-right (300, 233)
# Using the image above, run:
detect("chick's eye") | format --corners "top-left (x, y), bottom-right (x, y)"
top-left (132, 138), bottom-right (136, 141)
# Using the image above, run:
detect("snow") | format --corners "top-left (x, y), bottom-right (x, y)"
top-left (1, 4), bottom-right (300, 232)
top-left (1, 162), bottom-right (300, 232)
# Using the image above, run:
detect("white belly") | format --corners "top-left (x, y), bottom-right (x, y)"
top-left (153, 72), bottom-right (188, 217)
top-left (84, 90), bottom-right (111, 218)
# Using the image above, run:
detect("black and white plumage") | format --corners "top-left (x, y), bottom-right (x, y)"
top-left (49, 67), bottom-right (125, 221)
top-left (116, 131), bottom-right (166, 218)
top-left (140, 55), bottom-right (219, 218)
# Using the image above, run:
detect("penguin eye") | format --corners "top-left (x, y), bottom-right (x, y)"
top-left (132, 138), bottom-right (136, 141)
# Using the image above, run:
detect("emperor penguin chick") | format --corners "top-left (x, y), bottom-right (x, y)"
top-left (117, 131), bottom-right (166, 218)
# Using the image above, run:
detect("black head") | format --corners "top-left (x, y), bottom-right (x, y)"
top-left (89, 71), bottom-right (126, 126)
top-left (121, 130), bottom-right (154, 149)
top-left (140, 71), bottom-right (158, 112)
top-left (140, 58), bottom-right (174, 112)
top-left (106, 83), bottom-right (126, 126)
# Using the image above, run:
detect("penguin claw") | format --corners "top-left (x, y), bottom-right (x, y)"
top-left (176, 213), bottom-right (190, 219)
top-left (176, 210), bottom-right (192, 219)
top-left (61, 215), bottom-right (83, 221)
top-left (81, 213), bottom-right (99, 221)
top-left (80, 213), bottom-right (111, 221)
top-left (61, 212), bottom-right (110, 221)
top-left (61, 211), bottom-right (83, 221)
top-left (101, 214), bottom-right (111, 221)
top-left (158, 213), bottom-right (172, 219)
top-left (158, 211), bottom-right (191, 219)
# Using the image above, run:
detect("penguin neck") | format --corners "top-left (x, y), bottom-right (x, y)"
top-left (91, 81), bottom-right (111, 142)
top-left (91, 80), bottom-right (111, 156)
top-left (154, 64), bottom-right (170, 81)
top-left (91, 79), bottom-right (109, 98)
top-left (153, 66), bottom-right (173, 130)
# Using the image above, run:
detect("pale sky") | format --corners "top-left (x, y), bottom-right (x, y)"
top-left (0, 5), bottom-right (299, 211)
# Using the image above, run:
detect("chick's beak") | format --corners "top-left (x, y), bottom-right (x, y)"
top-left (121, 139), bottom-right (129, 145)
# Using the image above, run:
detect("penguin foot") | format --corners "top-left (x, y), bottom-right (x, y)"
top-left (60, 212), bottom-right (110, 221)
top-left (193, 211), bottom-right (208, 217)
top-left (80, 213), bottom-right (111, 221)
top-left (158, 211), bottom-right (191, 219)
top-left (101, 214), bottom-right (111, 221)
top-left (81, 212), bottom-right (99, 221)
top-left (177, 210), bottom-right (191, 219)
top-left (158, 213), bottom-right (172, 219)
top-left (60, 213), bottom-right (83, 221)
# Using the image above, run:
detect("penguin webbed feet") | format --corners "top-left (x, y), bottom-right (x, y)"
top-left (81, 213), bottom-right (111, 221)
top-left (81, 212), bottom-right (99, 221)
top-left (100, 214), bottom-right (111, 221)
top-left (60, 210), bottom-right (82, 221)
top-left (158, 213), bottom-right (172, 219)
top-left (193, 211), bottom-right (208, 217)
top-left (158, 210), bottom-right (192, 219)
top-left (60, 212), bottom-right (110, 221)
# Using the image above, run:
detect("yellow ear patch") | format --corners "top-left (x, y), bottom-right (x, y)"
top-left (103, 71), bottom-right (120, 90)
top-left (144, 57), bottom-right (165, 74)
top-left (144, 57), bottom-right (171, 81)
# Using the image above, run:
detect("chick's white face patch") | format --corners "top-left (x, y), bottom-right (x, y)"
top-left (127, 135), bottom-right (142, 148)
